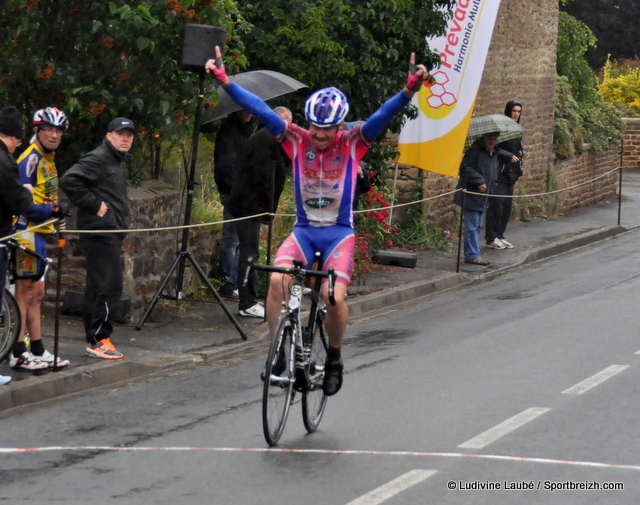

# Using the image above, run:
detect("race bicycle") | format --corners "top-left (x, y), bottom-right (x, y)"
top-left (253, 254), bottom-right (337, 446)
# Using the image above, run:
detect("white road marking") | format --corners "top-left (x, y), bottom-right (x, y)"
top-left (458, 407), bottom-right (551, 450)
top-left (562, 365), bottom-right (629, 395)
top-left (344, 469), bottom-right (437, 505)
top-left (634, 350), bottom-right (640, 355)
top-left (2, 446), bottom-right (640, 471)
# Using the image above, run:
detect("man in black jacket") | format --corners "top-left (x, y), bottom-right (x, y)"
top-left (60, 118), bottom-right (134, 360)
top-left (213, 109), bottom-right (252, 299)
top-left (454, 132), bottom-right (502, 266)
top-left (227, 107), bottom-right (291, 318)
top-left (0, 106), bottom-right (33, 385)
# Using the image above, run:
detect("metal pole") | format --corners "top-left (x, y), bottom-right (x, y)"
top-left (388, 163), bottom-right (399, 227)
top-left (175, 70), bottom-right (206, 299)
top-left (264, 160), bottom-right (276, 322)
top-left (456, 190), bottom-right (465, 273)
top-left (52, 220), bottom-right (65, 371)
top-left (618, 138), bottom-right (624, 226)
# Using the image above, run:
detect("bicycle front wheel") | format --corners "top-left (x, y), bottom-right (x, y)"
top-left (262, 315), bottom-right (296, 446)
top-left (0, 289), bottom-right (21, 363)
top-left (302, 310), bottom-right (329, 433)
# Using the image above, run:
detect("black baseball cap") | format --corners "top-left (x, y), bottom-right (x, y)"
top-left (108, 117), bottom-right (135, 133)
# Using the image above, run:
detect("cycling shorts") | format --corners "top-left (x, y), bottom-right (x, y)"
top-left (274, 225), bottom-right (354, 286)
top-left (13, 231), bottom-right (47, 281)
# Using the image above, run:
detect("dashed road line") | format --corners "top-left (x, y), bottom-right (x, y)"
top-left (562, 365), bottom-right (629, 395)
top-left (344, 469), bottom-right (437, 505)
top-left (458, 407), bottom-right (551, 450)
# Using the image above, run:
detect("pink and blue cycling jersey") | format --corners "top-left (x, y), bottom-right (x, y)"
top-left (280, 122), bottom-right (369, 228)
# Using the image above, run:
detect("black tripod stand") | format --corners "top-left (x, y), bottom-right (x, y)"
top-left (135, 70), bottom-right (247, 340)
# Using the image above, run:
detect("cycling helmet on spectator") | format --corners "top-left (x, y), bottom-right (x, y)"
top-left (305, 87), bottom-right (349, 128)
top-left (33, 107), bottom-right (69, 130)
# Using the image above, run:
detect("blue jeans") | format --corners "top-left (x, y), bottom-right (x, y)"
top-left (219, 195), bottom-right (239, 288)
top-left (463, 209), bottom-right (484, 261)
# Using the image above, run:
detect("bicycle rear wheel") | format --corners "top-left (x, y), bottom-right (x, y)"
top-left (302, 310), bottom-right (328, 433)
top-left (0, 289), bottom-right (21, 363)
top-left (262, 315), bottom-right (296, 446)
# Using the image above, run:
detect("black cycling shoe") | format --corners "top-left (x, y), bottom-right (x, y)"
top-left (322, 356), bottom-right (343, 396)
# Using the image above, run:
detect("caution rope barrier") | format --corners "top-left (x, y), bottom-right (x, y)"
top-left (0, 165), bottom-right (627, 241)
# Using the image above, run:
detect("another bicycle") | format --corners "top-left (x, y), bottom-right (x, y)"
top-left (253, 254), bottom-right (337, 446)
top-left (0, 287), bottom-right (21, 364)
top-left (0, 239), bottom-right (53, 363)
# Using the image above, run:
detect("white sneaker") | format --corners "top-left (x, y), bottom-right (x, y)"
top-left (34, 349), bottom-right (70, 368)
top-left (239, 303), bottom-right (265, 318)
top-left (486, 239), bottom-right (506, 250)
top-left (10, 351), bottom-right (48, 371)
top-left (499, 238), bottom-right (514, 249)
top-left (0, 374), bottom-right (11, 385)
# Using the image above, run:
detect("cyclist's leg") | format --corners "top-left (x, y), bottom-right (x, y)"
top-left (320, 228), bottom-right (354, 348)
top-left (12, 232), bottom-right (46, 350)
top-left (319, 228), bottom-right (354, 395)
top-left (266, 230), bottom-right (312, 338)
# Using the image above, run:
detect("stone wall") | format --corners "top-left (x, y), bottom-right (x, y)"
top-left (622, 118), bottom-right (640, 169)
top-left (50, 180), bottom-right (218, 320)
top-left (552, 145), bottom-right (619, 211)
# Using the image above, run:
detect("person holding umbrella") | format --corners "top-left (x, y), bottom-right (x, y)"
top-left (454, 131), bottom-right (502, 266)
top-left (206, 48), bottom-right (429, 396)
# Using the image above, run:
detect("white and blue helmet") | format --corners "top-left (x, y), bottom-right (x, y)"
top-left (33, 107), bottom-right (68, 129)
top-left (305, 87), bottom-right (349, 128)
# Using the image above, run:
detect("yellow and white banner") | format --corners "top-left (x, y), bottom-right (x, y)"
top-left (397, 0), bottom-right (502, 176)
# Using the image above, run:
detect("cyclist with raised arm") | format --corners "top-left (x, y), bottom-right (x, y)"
top-left (206, 49), bottom-right (428, 395)
top-left (12, 108), bottom-right (71, 371)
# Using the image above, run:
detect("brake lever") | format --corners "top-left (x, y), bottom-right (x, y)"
top-left (327, 267), bottom-right (337, 307)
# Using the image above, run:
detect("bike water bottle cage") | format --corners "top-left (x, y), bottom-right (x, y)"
top-left (305, 87), bottom-right (349, 128)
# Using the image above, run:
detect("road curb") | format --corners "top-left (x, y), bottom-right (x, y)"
top-left (521, 226), bottom-right (629, 265)
top-left (347, 272), bottom-right (469, 318)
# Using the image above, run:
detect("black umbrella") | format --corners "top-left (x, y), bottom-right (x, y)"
top-left (200, 70), bottom-right (308, 127)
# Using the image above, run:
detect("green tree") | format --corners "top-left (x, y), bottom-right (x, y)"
top-left (555, 8), bottom-right (624, 156)
top-left (556, 10), bottom-right (597, 104)
top-left (0, 0), bottom-right (247, 173)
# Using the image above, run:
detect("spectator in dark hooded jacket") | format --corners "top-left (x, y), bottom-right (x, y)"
top-left (485, 100), bottom-right (523, 250)
top-left (213, 109), bottom-right (252, 299)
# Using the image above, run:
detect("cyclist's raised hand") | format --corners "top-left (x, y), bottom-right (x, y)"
top-left (406, 52), bottom-right (428, 93)
top-left (205, 46), bottom-right (230, 87)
